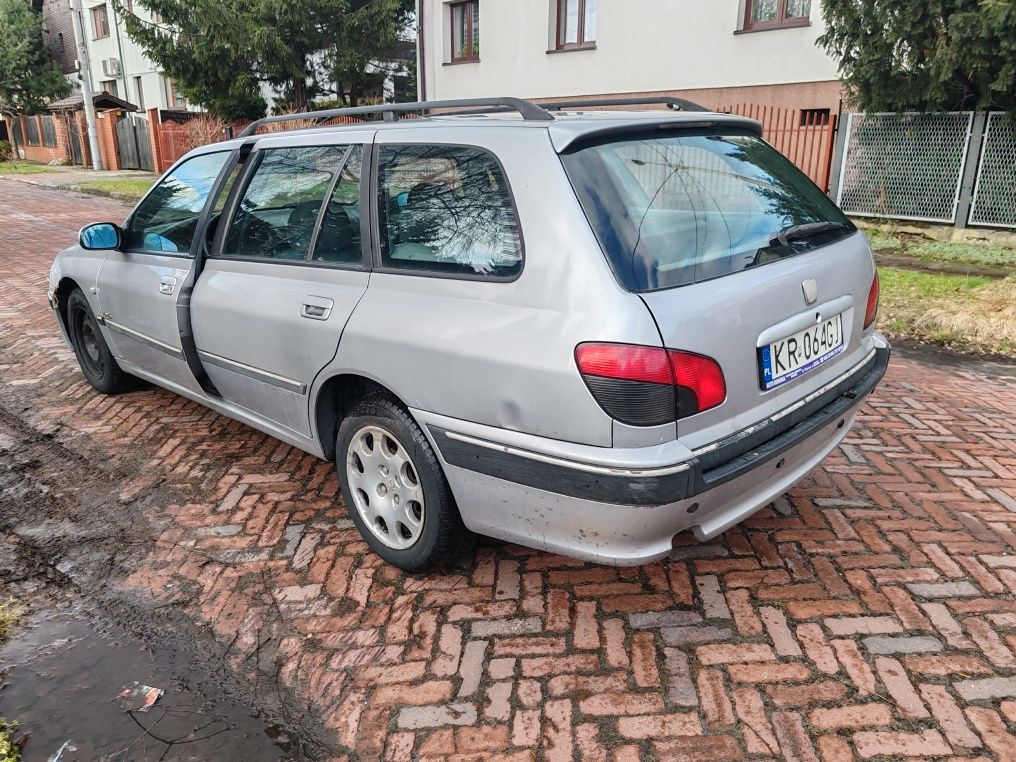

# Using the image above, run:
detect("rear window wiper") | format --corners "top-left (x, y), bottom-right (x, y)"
top-left (775, 221), bottom-right (846, 248)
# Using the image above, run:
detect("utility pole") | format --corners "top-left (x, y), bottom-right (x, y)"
top-left (68, 0), bottom-right (103, 170)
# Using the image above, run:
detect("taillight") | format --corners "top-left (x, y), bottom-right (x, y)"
top-left (864, 272), bottom-right (880, 329)
top-left (573, 343), bottom-right (673, 385)
top-left (670, 350), bottom-right (727, 413)
top-left (575, 343), bottom-right (726, 426)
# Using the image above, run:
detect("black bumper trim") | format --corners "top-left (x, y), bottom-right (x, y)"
top-left (431, 427), bottom-right (695, 507)
top-left (692, 347), bottom-right (889, 493)
top-left (431, 346), bottom-right (890, 507)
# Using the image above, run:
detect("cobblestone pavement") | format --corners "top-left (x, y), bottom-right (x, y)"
top-left (3, 178), bottom-right (1016, 760)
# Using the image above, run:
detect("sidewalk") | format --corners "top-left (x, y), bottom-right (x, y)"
top-left (0, 163), bottom-right (154, 188)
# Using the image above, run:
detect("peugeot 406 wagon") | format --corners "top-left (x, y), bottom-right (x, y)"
top-left (49, 97), bottom-right (889, 571)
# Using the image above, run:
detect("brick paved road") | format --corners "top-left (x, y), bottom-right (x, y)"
top-left (3, 178), bottom-right (1016, 760)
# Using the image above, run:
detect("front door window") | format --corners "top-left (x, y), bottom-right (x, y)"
top-left (124, 152), bottom-right (231, 253)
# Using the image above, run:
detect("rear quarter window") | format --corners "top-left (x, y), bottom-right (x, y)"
top-left (561, 130), bottom-right (854, 292)
top-left (377, 144), bottom-right (523, 279)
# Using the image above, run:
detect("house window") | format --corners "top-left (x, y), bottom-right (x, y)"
top-left (91, 4), bottom-right (110, 39)
top-left (743, 0), bottom-right (810, 30)
top-left (450, 1), bottom-right (479, 62)
top-left (163, 77), bottom-right (187, 109)
top-left (100, 79), bottom-right (118, 97)
top-left (134, 76), bottom-right (145, 110)
top-left (557, 0), bottom-right (597, 49)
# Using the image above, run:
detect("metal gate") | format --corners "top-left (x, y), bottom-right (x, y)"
top-left (115, 114), bottom-right (154, 171)
top-left (65, 115), bottom-right (83, 165)
top-left (969, 112), bottom-right (1016, 229)
top-left (835, 112), bottom-right (973, 223)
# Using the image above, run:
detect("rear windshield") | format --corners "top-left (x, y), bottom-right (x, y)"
top-left (561, 130), bottom-right (855, 292)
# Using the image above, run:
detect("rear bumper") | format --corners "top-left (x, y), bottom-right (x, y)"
top-left (421, 340), bottom-right (889, 565)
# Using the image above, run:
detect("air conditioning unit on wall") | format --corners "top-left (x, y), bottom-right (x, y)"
top-left (102, 58), bottom-right (122, 77)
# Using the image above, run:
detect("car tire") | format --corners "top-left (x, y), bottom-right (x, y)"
top-left (336, 393), bottom-right (474, 572)
top-left (66, 288), bottom-right (139, 395)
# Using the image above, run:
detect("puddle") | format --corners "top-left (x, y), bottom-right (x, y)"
top-left (0, 406), bottom-right (328, 760)
top-left (0, 604), bottom-right (297, 762)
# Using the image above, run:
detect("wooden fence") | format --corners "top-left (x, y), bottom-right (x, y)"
top-left (717, 104), bottom-right (838, 191)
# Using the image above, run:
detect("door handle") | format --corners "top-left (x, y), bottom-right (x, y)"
top-left (159, 276), bottom-right (177, 295)
top-left (300, 296), bottom-right (334, 321)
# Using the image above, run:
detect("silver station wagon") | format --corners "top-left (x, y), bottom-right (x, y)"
top-left (49, 97), bottom-right (889, 571)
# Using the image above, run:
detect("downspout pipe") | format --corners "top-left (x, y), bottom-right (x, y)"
top-left (416, 0), bottom-right (427, 101)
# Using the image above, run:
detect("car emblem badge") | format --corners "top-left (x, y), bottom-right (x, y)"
top-left (802, 279), bottom-right (818, 306)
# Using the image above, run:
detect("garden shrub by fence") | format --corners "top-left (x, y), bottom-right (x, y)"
top-left (832, 110), bottom-right (1016, 229)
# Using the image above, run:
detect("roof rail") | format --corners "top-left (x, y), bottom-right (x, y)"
top-left (238, 97), bottom-right (554, 137)
top-left (539, 96), bottom-right (709, 113)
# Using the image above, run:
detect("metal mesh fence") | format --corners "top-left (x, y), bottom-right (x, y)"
top-left (836, 112), bottom-right (972, 223)
top-left (969, 112), bottom-right (1016, 229)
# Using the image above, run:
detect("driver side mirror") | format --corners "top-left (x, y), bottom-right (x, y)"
top-left (79, 222), bottom-right (123, 251)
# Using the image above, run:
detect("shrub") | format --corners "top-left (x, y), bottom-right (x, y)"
top-left (178, 114), bottom-right (229, 152)
top-left (0, 141), bottom-right (11, 162)
top-left (256, 108), bottom-right (318, 134)
top-left (0, 717), bottom-right (19, 762)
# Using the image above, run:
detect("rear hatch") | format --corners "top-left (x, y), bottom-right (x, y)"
top-left (562, 126), bottom-right (878, 447)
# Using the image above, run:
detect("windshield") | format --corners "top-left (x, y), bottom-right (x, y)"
top-left (561, 130), bottom-right (854, 292)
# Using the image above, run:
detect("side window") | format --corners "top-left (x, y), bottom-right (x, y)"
top-left (124, 151), bottom-right (230, 253)
top-left (377, 145), bottom-right (523, 278)
top-left (203, 161), bottom-right (243, 251)
top-left (221, 145), bottom-right (347, 261)
top-left (311, 146), bottom-right (363, 264)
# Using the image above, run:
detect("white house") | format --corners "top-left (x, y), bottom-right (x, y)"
top-left (76, 2), bottom-right (413, 115)
top-left (80, 1), bottom-right (200, 113)
top-left (417, 0), bottom-right (844, 112)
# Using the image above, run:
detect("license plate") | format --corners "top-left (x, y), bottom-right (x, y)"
top-left (759, 314), bottom-right (844, 390)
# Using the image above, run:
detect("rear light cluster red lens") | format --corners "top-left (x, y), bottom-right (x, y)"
top-left (573, 343), bottom-right (674, 385)
top-left (671, 351), bottom-right (727, 412)
top-left (863, 272), bottom-right (880, 329)
top-left (576, 343), bottom-right (726, 426)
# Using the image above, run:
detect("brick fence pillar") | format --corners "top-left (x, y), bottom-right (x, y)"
top-left (146, 107), bottom-right (165, 174)
top-left (97, 109), bottom-right (121, 171)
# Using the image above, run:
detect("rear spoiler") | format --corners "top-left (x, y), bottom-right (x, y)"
top-left (548, 115), bottom-right (763, 153)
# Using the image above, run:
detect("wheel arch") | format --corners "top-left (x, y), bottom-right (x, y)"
top-left (55, 276), bottom-right (83, 331)
top-left (313, 373), bottom-right (407, 460)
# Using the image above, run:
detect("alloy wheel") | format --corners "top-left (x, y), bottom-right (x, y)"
top-left (345, 425), bottom-right (425, 549)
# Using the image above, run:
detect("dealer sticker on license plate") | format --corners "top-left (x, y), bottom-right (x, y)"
top-left (759, 313), bottom-right (844, 390)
